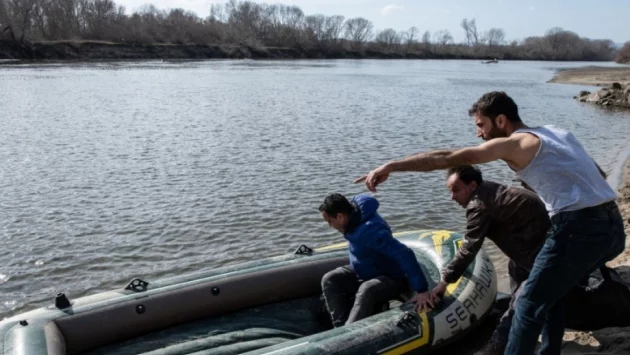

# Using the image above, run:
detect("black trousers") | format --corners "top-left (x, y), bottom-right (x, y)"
top-left (321, 265), bottom-right (409, 327)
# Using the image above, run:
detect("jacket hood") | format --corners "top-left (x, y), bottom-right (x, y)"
top-left (352, 194), bottom-right (379, 222)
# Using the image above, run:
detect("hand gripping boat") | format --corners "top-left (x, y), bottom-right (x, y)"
top-left (0, 229), bottom-right (497, 355)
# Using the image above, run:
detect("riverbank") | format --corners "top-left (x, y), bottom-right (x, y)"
top-left (0, 40), bottom-right (622, 62)
top-left (0, 40), bottom-right (494, 61)
top-left (0, 40), bottom-right (306, 60)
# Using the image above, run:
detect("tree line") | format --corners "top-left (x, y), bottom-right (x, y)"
top-left (0, 0), bottom-right (624, 61)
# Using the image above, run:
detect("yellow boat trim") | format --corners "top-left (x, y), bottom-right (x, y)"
top-left (314, 242), bottom-right (348, 252)
top-left (381, 312), bottom-right (430, 354)
top-left (417, 230), bottom-right (452, 241)
top-left (445, 275), bottom-right (462, 296)
top-left (430, 231), bottom-right (452, 258)
top-left (445, 239), bottom-right (465, 296)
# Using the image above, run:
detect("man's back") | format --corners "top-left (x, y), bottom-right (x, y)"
top-left (343, 194), bottom-right (404, 278)
top-left (344, 194), bottom-right (428, 293)
top-left (468, 181), bottom-right (550, 270)
top-left (514, 125), bottom-right (617, 216)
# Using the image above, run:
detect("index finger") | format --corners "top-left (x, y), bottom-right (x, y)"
top-left (354, 175), bottom-right (367, 184)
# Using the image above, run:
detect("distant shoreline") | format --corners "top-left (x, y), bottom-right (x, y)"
top-left (0, 40), bottom-right (496, 62)
top-left (0, 40), bottom-right (623, 63)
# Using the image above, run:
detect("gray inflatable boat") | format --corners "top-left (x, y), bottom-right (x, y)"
top-left (0, 229), bottom-right (497, 355)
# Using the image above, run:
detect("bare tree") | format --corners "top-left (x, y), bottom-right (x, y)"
top-left (544, 27), bottom-right (565, 52)
top-left (460, 18), bottom-right (479, 46)
top-left (402, 26), bottom-right (418, 51)
top-left (521, 36), bottom-right (545, 59)
top-left (3, 0), bottom-right (40, 42)
top-left (79, 0), bottom-right (119, 40)
top-left (421, 30), bottom-right (431, 44)
top-left (433, 29), bottom-right (453, 46)
top-left (0, 0), bottom-right (7, 29)
top-left (323, 15), bottom-right (344, 44)
top-left (283, 5), bottom-right (304, 46)
top-left (133, 4), bottom-right (167, 42)
top-left (303, 14), bottom-right (325, 44)
top-left (585, 39), bottom-right (615, 61)
top-left (374, 28), bottom-right (400, 51)
top-left (209, 3), bottom-right (228, 23)
top-left (0, 0), bottom-right (15, 39)
top-left (225, 0), bottom-right (262, 46)
top-left (207, 3), bottom-right (228, 42)
top-left (485, 28), bottom-right (505, 47)
top-left (344, 17), bottom-right (372, 48)
top-left (421, 30), bottom-right (431, 51)
top-left (36, 0), bottom-right (83, 40)
top-left (254, 3), bottom-right (275, 44)
top-left (543, 27), bottom-right (583, 60)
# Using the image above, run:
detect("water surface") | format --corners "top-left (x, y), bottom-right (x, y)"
top-left (1, 59), bottom-right (629, 318)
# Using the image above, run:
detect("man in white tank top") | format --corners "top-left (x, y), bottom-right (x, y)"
top-left (355, 91), bottom-right (626, 355)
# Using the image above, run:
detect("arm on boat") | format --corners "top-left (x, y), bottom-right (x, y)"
top-left (441, 206), bottom-right (491, 284)
top-left (367, 229), bottom-right (429, 293)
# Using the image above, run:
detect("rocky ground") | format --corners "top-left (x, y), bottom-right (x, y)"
top-left (574, 82), bottom-right (630, 109)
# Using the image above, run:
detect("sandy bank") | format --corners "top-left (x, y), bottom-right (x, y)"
top-left (548, 66), bottom-right (630, 86)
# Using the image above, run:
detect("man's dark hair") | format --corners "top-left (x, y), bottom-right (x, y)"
top-left (468, 91), bottom-right (522, 123)
top-left (319, 193), bottom-right (353, 216)
top-left (447, 165), bottom-right (483, 185)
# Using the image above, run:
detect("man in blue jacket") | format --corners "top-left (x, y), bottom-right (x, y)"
top-left (319, 193), bottom-right (433, 327)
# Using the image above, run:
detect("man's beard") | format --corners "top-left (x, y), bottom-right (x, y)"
top-left (485, 123), bottom-right (507, 140)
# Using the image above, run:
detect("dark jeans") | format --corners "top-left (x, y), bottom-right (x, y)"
top-left (492, 260), bottom-right (531, 344)
top-left (321, 265), bottom-right (408, 327)
top-left (504, 201), bottom-right (626, 355)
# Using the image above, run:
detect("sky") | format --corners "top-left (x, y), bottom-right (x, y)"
top-left (114, 0), bottom-right (628, 44)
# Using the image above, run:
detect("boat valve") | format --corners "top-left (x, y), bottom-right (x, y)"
top-left (294, 245), bottom-right (313, 255)
top-left (396, 311), bottom-right (419, 329)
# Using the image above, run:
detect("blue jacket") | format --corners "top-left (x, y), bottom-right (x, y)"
top-left (344, 194), bottom-right (428, 293)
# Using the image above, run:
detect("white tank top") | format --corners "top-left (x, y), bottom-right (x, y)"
top-left (514, 125), bottom-right (618, 216)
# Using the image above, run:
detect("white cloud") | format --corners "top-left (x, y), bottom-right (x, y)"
top-left (381, 4), bottom-right (404, 16)
top-left (529, 5), bottom-right (535, 11)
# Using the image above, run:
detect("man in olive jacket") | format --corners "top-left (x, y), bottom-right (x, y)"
top-left (429, 165), bottom-right (550, 355)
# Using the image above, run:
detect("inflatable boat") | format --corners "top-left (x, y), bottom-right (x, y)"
top-left (0, 229), bottom-right (497, 355)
